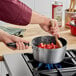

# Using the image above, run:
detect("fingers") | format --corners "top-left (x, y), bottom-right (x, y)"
top-left (49, 27), bottom-right (58, 34)
top-left (49, 19), bottom-right (59, 35)
top-left (40, 24), bottom-right (50, 32)
top-left (14, 36), bottom-right (29, 44)
top-left (16, 42), bottom-right (29, 50)
top-left (16, 43), bottom-right (19, 50)
top-left (20, 39), bottom-right (29, 44)
top-left (11, 35), bottom-right (29, 50)
top-left (50, 19), bottom-right (58, 27)
top-left (50, 20), bottom-right (54, 27)
top-left (50, 28), bottom-right (59, 37)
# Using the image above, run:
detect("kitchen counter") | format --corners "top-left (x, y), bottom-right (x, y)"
top-left (0, 24), bottom-right (76, 61)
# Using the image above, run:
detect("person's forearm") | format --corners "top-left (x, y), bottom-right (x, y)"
top-left (30, 11), bottom-right (50, 25)
top-left (0, 29), bottom-right (10, 42)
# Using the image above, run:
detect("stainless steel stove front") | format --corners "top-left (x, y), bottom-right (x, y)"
top-left (3, 53), bottom-right (33, 76)
top-left (0, 61), bottom-right (8, 76)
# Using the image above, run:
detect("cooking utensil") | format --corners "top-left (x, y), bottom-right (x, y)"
top-left (55, 35), bottom-right (62, 48)
top-left (7, 36), bottom-right (67, 64)
top-left (69, 0), bottom-right (73, 12)
top-left (69, 0), bottom-right (76, 12)
top-left (32, 36), bottom-right (67, 64)
top-left (71, 0), bottom-right (75, 12)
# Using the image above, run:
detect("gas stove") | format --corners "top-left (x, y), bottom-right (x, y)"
top-left (3, 49), bottom-right (76, 76)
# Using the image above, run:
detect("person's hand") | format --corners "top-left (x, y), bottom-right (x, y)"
top-left (0, 30), bottom-right (29, 50)
top-left (4, 35), bottom-right (29, 50)
top-left (39, 18), bottom-right (59, 36)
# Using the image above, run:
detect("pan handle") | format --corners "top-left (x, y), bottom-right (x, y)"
top-left (7, 42), bottom-right (29, 48)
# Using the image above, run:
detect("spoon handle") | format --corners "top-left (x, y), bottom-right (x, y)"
top-left (55, 35), bottom-right (62, 48)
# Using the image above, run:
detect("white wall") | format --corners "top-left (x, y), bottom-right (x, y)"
top-left (0, 0), bottom-right (71, 26)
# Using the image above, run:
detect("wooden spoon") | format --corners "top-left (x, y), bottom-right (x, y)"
top-left (69, 0), bottom-right (73, 12)
top-left (55, 35), bottom-right (62, 48)
top-left (71, 0), bottom-right (75, 12)
top-left (69, 0), bottom-right (76, 12)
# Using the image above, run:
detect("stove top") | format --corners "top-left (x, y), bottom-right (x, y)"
top-left (22, 50), bottom-right (76, 76)
top-left (3, 49), bottom-right (76, 76)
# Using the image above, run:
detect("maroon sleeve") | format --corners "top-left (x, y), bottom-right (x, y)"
top-left (0, 0), bottom-right (32, 25)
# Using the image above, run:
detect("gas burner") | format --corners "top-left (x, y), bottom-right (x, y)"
top-left (35, 63), bottom-right (62, 70)
top-left (22, 49), bottom-right (76, 76)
